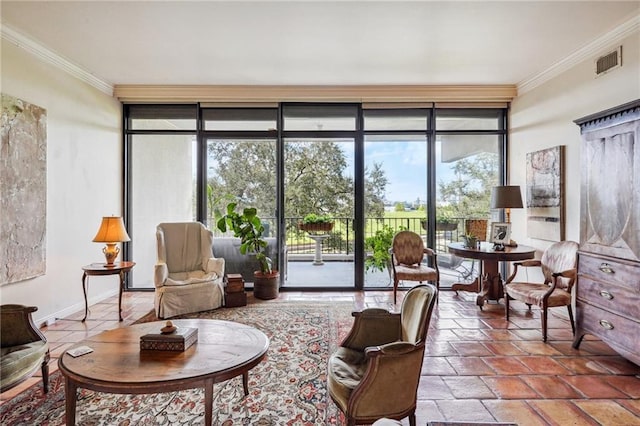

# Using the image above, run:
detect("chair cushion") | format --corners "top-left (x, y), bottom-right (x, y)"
top-left (327, 347), bottom-right (368, 410)
top-left (505, 282), bottom-right (571, 307)
top-left (394, 264), bottom-right (437, 282)
top-left (1, 341), bottom-right (48, 388)
top-left (165, 271), bottom-right (219, 286)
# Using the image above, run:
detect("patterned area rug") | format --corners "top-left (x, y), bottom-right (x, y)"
top-left (0, 302), bottom-right (354, 425)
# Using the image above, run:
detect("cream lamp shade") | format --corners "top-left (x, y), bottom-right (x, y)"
top-left (92, 216), bottom-right (131, 266)
top-left (491, 185), bottom-right (523, 223)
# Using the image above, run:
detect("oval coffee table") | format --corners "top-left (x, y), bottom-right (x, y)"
top-left (59, 319), bottom-right (269, 425)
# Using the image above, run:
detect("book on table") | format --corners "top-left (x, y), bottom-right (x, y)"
top-left (140, 327), bottom-right (198, 351)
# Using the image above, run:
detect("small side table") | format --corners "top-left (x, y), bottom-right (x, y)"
top-left (81, 261), bottom-right (135, 322)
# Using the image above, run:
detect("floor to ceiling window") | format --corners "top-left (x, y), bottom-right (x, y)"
top-left (125, 105), bottom-right (198, 289)
top-left (123, 103), bottom-right (507, 291)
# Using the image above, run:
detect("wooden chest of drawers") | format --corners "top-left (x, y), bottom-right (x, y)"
top-left (573, 100), bottom-right (640, 366)
top-left (574, 252), bottom-right (640, 364)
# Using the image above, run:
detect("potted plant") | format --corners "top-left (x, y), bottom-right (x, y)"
top-left (365, 225), bottom-right (396, 282)
top-left (298, 213), bottom-right (334, 233)
top-left (420, 210), bottom-right (458, 232)
top-left (216, 202), bottom-right (279, 300)
top-left (462, 233), bottom-right (479, 249)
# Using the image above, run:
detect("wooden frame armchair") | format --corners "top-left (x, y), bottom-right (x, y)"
top-left (0, 304), bottom-right (50, 394)
top-left (504, 241), bottom-right (579, 342)
top-left (390, 230), bottom-right (439, 304)
top-left (327, 284), bottom-right (437, 426)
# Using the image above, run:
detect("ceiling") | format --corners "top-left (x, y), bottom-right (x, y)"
top-left (2, 1), bottom-right (638, 92)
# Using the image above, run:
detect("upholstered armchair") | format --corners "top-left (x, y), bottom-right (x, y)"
top-left (154, 222), bottom-right (225, 318)
top-left (327, 284), bottom-right (437, 426)
top-left (390, 230), bottom-right (439, 304)
top-left (504, 241), bottom-right (579, 342)
top-left (1, 305), bottom-right (49, 394)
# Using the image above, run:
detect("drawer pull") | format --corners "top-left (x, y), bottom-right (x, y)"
top-left (599, 290), bottom-right (613, 300)
top-left (599, 319), bottom-right (614, 330)
top-left (599, 263), bottom-right (614, 274)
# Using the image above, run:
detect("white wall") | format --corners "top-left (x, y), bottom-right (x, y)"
top-left (510, 32), bottom-right (639, 259)
top-left (1, 40), bottom-right (122, 325)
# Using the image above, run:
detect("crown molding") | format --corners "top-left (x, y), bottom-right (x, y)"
top-left (517, 12), bottom-right (640, 95)
top-left (1, 24), bottom-right (114, 96)
top-left (114, 84), bottom-right (517, 103)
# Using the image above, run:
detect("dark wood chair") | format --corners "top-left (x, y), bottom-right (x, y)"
top-left (0, 304), bottom-right (50, 393)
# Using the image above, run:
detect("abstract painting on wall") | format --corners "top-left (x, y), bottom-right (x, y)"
top-left (1, 94), bottom-right (47, 285)
top-left (526, 145), bottom-right (564, 241)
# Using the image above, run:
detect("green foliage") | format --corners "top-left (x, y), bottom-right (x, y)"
top-left (439, 152), bottom-right (498, 218)
top-left (436, 206), bottom-right (457, 224)
top-left (394, 202), bottom-right (405, 212)
top-left (364, 225), bottom-right (396, 273)
top-left (216, 202), bottom-right (273, 274)
top-left (207, 140), bottom-right (388, 222)
top-left (302, 213), bottom-right (334, 224)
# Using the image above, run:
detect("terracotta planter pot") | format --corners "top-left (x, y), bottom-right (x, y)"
top-left (253, 270), bottom-right (280, 300)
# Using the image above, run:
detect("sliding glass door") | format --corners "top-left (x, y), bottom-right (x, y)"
top-left (124, 104), bottom-right (506, 291)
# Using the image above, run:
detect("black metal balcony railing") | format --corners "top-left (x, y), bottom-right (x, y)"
top-left (213, 216), bottom-right (464, 255)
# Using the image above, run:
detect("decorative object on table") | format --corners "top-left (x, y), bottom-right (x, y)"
top-left (140, 325), bottom-right (198, 351)
top-left (489, 222), bottom-right (511, 251)
top-left (462, 234), bottom-right (479, 249)
top-left (464, 218), bottom-right (488, 241)
top-left (389, 231), bottom-right (439, 304)
top-left (160, 320), bottom-right (177, 334)
top-left (298, 213), bottom-right (334, 233)
top-left (504, 240), bottom-right (578, 342)
top-left (154, 222), bottom-right (225, 318)
top-left (224, 273), bottom-right (247, 307)
top-left (0, 304), bottom-right (49, 394)
top-left (328, 284), bottom-right (438, 426)
top-left (92, 216), bottom-right (131, 266)
top-left (216, 202), bottom-right (280, 300)
top-left (1, 94), bottom-right (47, 285)
top-left (526, 145), bottom-right (565, 241)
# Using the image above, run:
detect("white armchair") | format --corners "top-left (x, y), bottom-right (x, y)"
top-left (154, 222), bottom-right (225, 318)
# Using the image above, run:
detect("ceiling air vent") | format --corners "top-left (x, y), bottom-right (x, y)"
top-left (595, 46), bottom-right (622, 77)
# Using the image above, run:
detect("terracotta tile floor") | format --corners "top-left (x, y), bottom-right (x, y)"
top-left (2, 288), bottom-right (639, 425)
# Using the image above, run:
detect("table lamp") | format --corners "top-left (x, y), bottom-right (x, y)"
top-left (491, 185), bottom-right (523, 223)
top-left (92, 216), bottom-right (131, 266)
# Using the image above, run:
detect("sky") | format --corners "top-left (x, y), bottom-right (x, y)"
top-left (341, 139), bottom-right (457, 204)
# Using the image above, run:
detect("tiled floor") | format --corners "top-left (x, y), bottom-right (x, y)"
top-left (2, 288), bottom-right (640, 425)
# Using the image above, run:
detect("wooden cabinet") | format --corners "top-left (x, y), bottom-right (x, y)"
top-left (572, 100), bottom-right (640, 366)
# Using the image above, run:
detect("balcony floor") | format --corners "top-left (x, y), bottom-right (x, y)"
top-left (283, 254), bottom-right (478, 290)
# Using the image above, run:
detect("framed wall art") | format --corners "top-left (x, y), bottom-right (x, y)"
top-left (1, 94), bottom-right (47, 285)
top-left (526, 145), bottom-right (564, 241)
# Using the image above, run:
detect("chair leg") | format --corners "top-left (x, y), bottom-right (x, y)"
top-left (409, 412), bottom-right (417, 426)
top-left (567, 304), bottom-right (576, 335)
top-left (41, 351), bottom-right (50, 394)
top-left (393, 277), bottom-right (399, 304)
top-left (504, 294), bottom-right (510, 320)
top-left (541, 307), bottom-right (548, 342)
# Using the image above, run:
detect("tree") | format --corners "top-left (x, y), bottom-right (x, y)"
top-left (438, 152), bottom-right (498, 218)
top-left (365, 162), bottom-right (388, 218)
top-left (207, 140), bottom-right (277, 219)
top-left (207, 139), bottom-right (388, 222)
